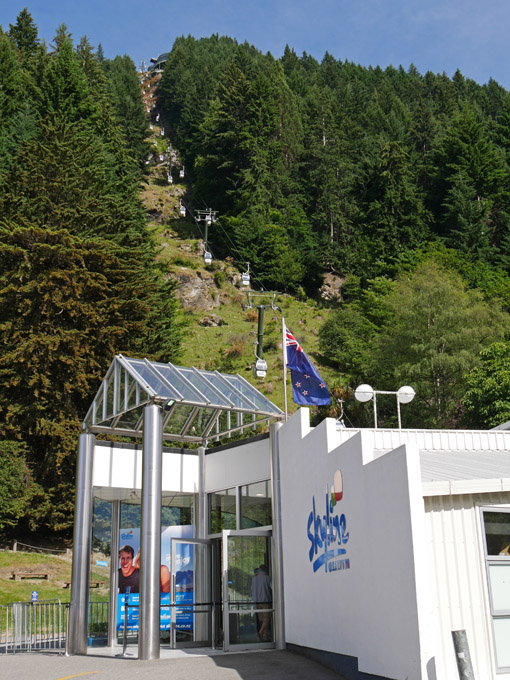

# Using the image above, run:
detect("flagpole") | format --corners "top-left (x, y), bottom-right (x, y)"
top-left (282, 317), bottom-right (288, 420)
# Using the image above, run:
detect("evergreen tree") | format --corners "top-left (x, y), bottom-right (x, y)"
top-left (430, 106), bottom-right (510, 253)
top-left (441, 172), bottom-right (492, 258)
top-left (0, 222), bottom-right (170, 530)
top-left (37, 37), bottom-right (97, 123)
top-left (0, 441), bottom-right (37, 532)
top-left (8, 7), bottom-right (39, 67)
top-left (51, 23), bottom-right (72, 54)
top-left (360, 141), bottom-right (431, 275)
top-left (102, 55), bottom-right (148, 166)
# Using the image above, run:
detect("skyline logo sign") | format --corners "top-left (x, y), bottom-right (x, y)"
top-left (307, 469), bottom-right (350, 574)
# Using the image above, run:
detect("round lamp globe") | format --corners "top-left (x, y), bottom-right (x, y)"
top-left (397, 385), bottom-right (415, 404)
top-left (354, 384), bottom-right (374, 403)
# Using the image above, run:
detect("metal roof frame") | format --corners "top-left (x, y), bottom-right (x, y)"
top-left (83, 355), bottom-right (284, 445)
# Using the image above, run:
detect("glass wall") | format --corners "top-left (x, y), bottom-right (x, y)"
top-left (209, 487), bottom-right (237, 533)
top-left (241, 481), bottom-right (272, 529)
top-left (208, 481), bottom-right (271, 533)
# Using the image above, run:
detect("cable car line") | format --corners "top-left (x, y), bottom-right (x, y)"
top-left (141, 79), bottom-right (266, 291)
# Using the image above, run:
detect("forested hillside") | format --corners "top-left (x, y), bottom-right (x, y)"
top-left (157, 35), bottom-right (510, 430)
top-left (3, 11), bottom-right (510, 538)
top-left (0, 11), bottom-right (184, 534)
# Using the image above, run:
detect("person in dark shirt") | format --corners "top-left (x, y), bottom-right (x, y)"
top-left (251, 564), bottom-right (272, 641)
top-left (118, 545), bottom-right (140, 593)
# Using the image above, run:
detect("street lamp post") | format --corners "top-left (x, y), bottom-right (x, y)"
top-left (354, 384), bottom-right (415, 429)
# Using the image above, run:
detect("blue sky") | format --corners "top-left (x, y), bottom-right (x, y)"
top-left (3, 1), bottom-right (510, 89)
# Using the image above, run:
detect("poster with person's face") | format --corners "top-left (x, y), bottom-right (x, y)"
top-left (116, 525), bottom-right (193, 631)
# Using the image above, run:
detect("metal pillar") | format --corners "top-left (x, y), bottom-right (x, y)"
top-left (270, 422), bottom-right (285, 649)
top-left (68, 432), bottom-right (95, 655)
top-left (195, 445), bottom-right (208, 643)
top-left (138, 403), bottom-right (163, 660)
top-left (107, 499), bottom-right (120, 647)
top-left (257, 305), bottom-right (265, 358)
top-left (452, 630), bottom-right (476, 679)
top-left (197, 446), bottom-right (206, 539)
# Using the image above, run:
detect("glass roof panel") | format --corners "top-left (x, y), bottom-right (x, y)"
top-left (105, 373), bottom-right (115, 419)
top-left (175, 367), bottom-right (232, 406)
top-left (199, 371), bottom-right (255, 410)
top-left (187, 407), bottom-right (218, 438)
top-left (124, 359), bottom-right (177, 399)
top-left (116, 406), bottom-right (145, 431)
top-left (152, 363), bottom-right (212, 404)
top-left (84, 355), bottom-right (283, 442)
top-left (93, 391), bottom-right (104, 425)
top-left (127, 373), bottom-right (139, 410)
top-left (163, 403), bottom-right (197, 435)
top-left (224, 374), bottom-right (283, 413)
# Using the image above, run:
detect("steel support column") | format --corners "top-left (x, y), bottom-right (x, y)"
top-left (197, 446), bottom-right (206, 539)
top-left (68, 432), bottom-right (95, 655)
top-left (138, 403), bottom-right (163, 660)
top-left (270, 422), bottom-right (285, 649)
top-left (107, 499), bottom-right (120, 647)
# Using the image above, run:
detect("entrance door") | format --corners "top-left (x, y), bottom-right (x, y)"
top-left (169, 537), bottom-right (215, 649)
top-left (222, 529), bottom-right (274, 651)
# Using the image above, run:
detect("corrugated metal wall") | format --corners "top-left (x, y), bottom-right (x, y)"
top-left (424, 493), bottom-right (510, 679)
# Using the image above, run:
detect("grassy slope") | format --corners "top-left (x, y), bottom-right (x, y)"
top-left (0, 551), bottom-right (109, 605)
top-left (142, 174), bottom-right (337, 420)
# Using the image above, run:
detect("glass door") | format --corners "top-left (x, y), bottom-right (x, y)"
top-left (222, 529), bottom-right (274, 651)
top-left (169, 538), bottom-right (215, 649)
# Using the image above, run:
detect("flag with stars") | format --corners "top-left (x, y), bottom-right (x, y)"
top-left (285, 327), bottom-right (330, 406)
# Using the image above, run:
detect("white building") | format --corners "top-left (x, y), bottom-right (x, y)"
top-left (278, 409), bottom-right (510, 679)
top-left (69, 356), bottom-right (510, 679)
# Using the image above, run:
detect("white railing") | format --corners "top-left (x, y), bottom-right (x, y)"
top-left (0, 599), bottom-right (67, 654)
top-left (333, 426), bottom-right (510, 452)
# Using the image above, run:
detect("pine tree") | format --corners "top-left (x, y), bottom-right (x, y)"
top-left (8, 8), bottom-right (39, 67)
top-left (102, 55), bottom-right (149, 165)
top-left (37, 37), bottom-right (97, 123)
top-left (360, 141), bottom-right (431, 275)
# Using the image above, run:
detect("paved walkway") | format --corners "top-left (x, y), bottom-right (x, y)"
top-left (2, 647), bottom-right (346, 680)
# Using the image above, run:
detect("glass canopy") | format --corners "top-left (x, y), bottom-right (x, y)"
top-left (83, 355), bottom-right (284, 445)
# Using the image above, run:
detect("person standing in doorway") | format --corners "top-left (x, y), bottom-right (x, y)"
top-left (251, 564), bottom-right (272, 641)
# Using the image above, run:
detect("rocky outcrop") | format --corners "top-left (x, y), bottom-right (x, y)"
top-left (319, 272), bottom-right (343, 303)
top-left (172, 269), bottom-right (219, 311)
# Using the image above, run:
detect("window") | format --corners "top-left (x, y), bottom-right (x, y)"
top-left (483, 510), bottom-right (510, 556)
top-left (241, 481), bottom-right (272, 529)
top-left (208, 481), bottom-right (272, 533)
top-left (209, 488), bottom-right (237, 533)
top-left (482, 509), bottom-right (510, 671)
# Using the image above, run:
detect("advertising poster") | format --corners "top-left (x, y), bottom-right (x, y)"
top-left (117, 525), bottom-right (194, 632)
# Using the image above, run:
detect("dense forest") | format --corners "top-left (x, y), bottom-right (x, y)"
top-left (0, 10), bottom-right (184, 534)
top-left (157, 35), bottom-right (510, 430)
top-left (3, 11), bottom-right (510, 537)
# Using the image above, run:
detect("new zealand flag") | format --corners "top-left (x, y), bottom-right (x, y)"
top-left (285, 327), bottom-right (330, 406)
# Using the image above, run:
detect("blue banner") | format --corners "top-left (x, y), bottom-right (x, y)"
top-left (116, 525), bottom-right (194, 632)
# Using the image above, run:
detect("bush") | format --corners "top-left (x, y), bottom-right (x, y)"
top-left (213, 270), bottom-right (226, 287)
